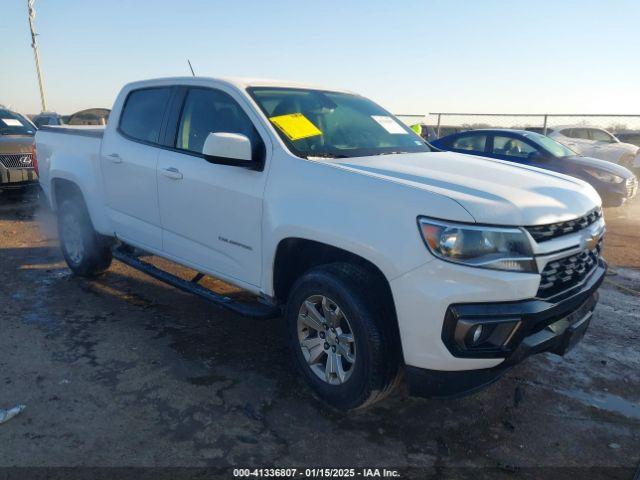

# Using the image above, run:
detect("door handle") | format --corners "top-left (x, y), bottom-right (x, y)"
top-left (107, 153), bottom-right (122, 164)
top-left (161, 167), bottom-right (183, 180)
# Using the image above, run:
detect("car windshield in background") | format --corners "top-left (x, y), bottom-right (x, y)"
top-left (248, 87), bottom-right (431, 159)
top-left (525, 131), bottom-right (575, 158)
top-left (0, 110), bottom-right (35, 136)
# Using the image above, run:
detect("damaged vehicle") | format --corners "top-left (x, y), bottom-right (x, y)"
top-left (36, 77), bottom-right (606, 410)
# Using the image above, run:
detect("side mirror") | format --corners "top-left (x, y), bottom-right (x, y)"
top-left (202, 132), bottom-right (254, 168)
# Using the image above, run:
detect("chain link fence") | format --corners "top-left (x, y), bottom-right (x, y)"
top-left (396, 113), bottom-right (640, 141)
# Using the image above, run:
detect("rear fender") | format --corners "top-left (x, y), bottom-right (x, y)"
top-left (48, 154), bottom-right (112, 236)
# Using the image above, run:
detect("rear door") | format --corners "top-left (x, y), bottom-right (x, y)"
top-left (100, 87), bottom-right (172, 250)
top-left (156, 86), bottom-right (269, 287)
top-left (487, 134), bottom-right (549, 169)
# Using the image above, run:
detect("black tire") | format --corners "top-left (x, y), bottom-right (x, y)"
top-left (285, 263), bottom-right (402, 410)
top-left (58, 198), bottom-right (112, 277)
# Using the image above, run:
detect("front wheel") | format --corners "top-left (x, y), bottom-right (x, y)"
top-left (58, 198), bottom-right (113, 277)
top-left (286, 263), bottom-right (402, 410)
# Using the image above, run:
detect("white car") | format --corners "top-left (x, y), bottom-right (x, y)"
top-left (547, 126), bottom-right (638, 168)
top-left (35, 77), bottom-right (606, 410)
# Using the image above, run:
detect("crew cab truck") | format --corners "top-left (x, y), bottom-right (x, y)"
top-left (36, 77), bottom-right (606, 410)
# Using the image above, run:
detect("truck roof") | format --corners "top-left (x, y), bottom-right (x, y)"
top-left (122, 76), bottom-right (355, 94)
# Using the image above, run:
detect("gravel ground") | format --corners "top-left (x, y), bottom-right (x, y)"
top-left (0, 192), bottom-right (638, 479)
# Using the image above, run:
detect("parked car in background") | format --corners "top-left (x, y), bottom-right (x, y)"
top-left (0, 108), bottom-right (38, 193)
top-left (432, 129), bottom-right (638, 207)
top-left (546, 126), bottom-right (638, 168)
top-left (614, 131), bottom-right (640, 147)
top-left (37, 76), bottom-right (606, 410)
top-left (67, 108), bottom-right (110, 126)
top-left (31, 112), bottom-right (66, 128)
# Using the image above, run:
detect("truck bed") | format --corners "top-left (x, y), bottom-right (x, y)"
top-left (39, 125), bottom-right (105, 138)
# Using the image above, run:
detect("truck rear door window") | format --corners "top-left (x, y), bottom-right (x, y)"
top-left (119, 88), bottom-right (171, 143)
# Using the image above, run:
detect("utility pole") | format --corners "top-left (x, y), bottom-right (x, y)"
top-left (27, 0), bottom-right (47, 112)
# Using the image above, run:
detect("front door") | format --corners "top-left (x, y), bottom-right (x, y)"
top-left (488, 135), bottom-right (544, 167)
top-left (157, 87), bottom-right (268, 287)
top-left (100, 87), bottom-right (172, 250)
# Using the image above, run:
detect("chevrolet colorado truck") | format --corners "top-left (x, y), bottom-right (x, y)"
top-left (36, 77), bottom-right (606, 410)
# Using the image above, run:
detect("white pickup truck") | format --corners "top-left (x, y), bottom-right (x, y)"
top-left (36, 77), bottom-right (607, 410)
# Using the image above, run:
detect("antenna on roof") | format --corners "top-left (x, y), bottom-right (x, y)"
top-left (187, 59), bottom-right (195, 77)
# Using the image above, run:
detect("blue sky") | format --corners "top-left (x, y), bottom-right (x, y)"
top-left (2, 0), bottom-right (639, 115)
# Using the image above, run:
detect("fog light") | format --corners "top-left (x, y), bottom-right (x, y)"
top-left (471, 324), bottom-right (483, 344)
top-left (451, 315), bottom-right (521, 354)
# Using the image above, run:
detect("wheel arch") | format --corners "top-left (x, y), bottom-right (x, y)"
top-left (271, 238), bottom-right (401, 355)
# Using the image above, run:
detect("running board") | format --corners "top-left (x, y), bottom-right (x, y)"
top-left (112, 247), bottom-right (281, 319)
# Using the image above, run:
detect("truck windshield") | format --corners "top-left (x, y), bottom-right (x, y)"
top-left (0, 110), bottom-right (35, 136)
top-left (248, 87), bottom-right (431, 159)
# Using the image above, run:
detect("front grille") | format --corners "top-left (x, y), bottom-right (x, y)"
top-left (627, 176), bottom-right (638, 199)
top-left (537, 239), bottom-right (602, 299)
top-left (525, 207), bottom-right (602, 243)
top-left (0, 153), bottom-right (33, 169)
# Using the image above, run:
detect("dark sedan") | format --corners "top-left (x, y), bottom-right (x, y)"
top-left (431, 129), bottom-right (638, 208)
top-left (0, 109), bottom-right (38, 193)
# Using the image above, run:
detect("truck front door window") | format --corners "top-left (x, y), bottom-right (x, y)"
top-left (176, 88), bottom-right (264, 161)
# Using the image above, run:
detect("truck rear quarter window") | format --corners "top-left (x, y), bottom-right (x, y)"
top-left (119, 87), bottom-right (171, 144)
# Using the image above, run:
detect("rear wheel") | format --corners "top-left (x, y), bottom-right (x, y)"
top-left (286, 263), bottom-right (401, 410)
top-left (58, 198), bottom-right (112, 277)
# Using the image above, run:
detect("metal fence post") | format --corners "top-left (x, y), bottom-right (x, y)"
top-left (543, 115), bottom-right (548, 135)
top-left (436, 113), bottom-right (441, 138)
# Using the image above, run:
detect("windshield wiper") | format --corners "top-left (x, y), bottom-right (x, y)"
top-left (305, 153), bottom-right (350, 159)
top-left (373, 151), bottom-right (411, 156)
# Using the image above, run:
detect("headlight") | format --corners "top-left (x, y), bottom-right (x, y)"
top-left (418, 218), bottom-right (536, 273)
top-left (584, 168), bottom-right (624, 184)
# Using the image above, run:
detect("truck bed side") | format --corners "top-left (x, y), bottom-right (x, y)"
top-left (36, 126), bottom-right (113, 236)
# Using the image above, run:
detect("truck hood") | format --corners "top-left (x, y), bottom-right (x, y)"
top-left (0, 135), bottom-right (34, 154)
top-left (333, 151), bottom-right (601, 226)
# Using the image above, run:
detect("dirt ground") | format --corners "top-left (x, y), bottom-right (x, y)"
top-left (0, 191), bottom-right (638, 479)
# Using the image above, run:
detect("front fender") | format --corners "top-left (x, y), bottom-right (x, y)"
top-left (260, 153), bottom-right (475, 295)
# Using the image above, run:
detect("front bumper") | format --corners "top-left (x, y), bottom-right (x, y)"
top-left (0, 165), bottom-right (38, 189)
top-left (405, 260), bottom-right (605, 398)
top-left (600, 180), bottom-right (637, 207)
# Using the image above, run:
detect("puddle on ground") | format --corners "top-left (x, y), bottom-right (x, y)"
top-left (554, 387), bottom-right (640, 420)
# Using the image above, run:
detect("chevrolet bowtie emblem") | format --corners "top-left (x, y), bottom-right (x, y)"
top-left (584, 233), bottom-right (600, 251)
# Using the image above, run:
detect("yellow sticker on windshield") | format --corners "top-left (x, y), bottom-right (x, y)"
top-left (269, 113), bottom-right (322, 141)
